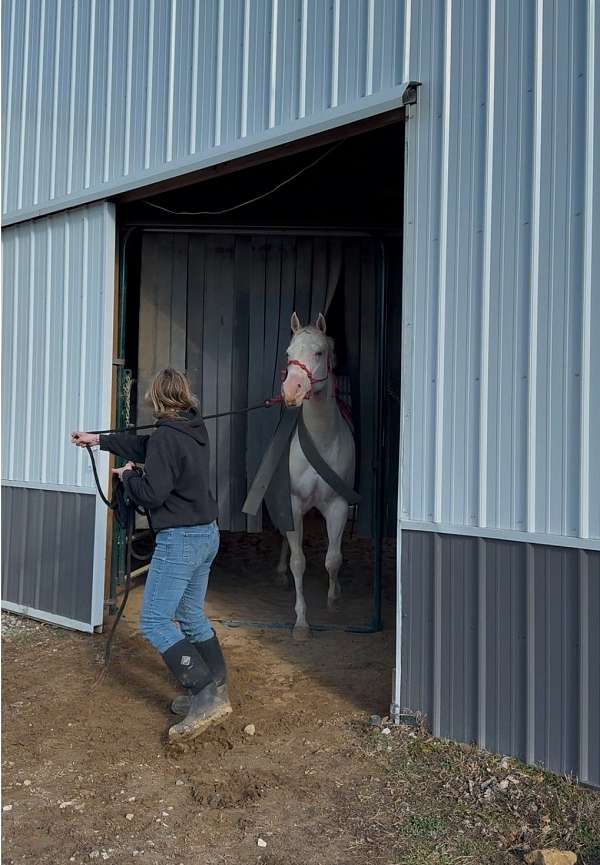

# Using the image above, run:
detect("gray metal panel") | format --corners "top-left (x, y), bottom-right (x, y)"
top-left (400, 0), bottom-right (600, 544)
top-left (400, 530), bottom-right (600, 787)
top-left (1, 203), bottom-right (116, 490)
top-left (1, 0), bottom-right (408, 224)
top-left (1, 486), bottom-right (96, 628)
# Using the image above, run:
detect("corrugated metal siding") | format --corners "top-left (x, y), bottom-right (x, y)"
top-left (1, 202), bottom-right (116, 489)
top-left (1, 0), bottom-right (407, 224)
top-left (400, 1), bottom-right (600, 543)
top-left (1, 486), bottom-right (96, 628)
top-left (3, 0), bottom-right (597, 539)
top-left (400, 530), bottom-right (600, 787)
top-left (1, 201), bottom-right (115, 631)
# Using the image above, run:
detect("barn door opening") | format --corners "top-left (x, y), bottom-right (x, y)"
top-left (114, 119), bottom-right (404, 633)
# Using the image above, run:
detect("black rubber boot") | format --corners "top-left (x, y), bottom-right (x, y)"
top-left (197, 632), bottom-right (227, 686)
top-left (162, 638), bottom-right (231, 743)
top-left (171, 632), bottom-right (229, 716)
top-left (162, 638), bottom-right (213, 693)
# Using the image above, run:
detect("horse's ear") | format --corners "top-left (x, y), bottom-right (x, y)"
top-left (291, 312), bottom-right (301, 334)
top-left (315, 313), bottom-right (327, 334)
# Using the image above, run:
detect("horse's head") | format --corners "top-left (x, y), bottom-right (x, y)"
top-left (282, 312), bottom-right (334, 407)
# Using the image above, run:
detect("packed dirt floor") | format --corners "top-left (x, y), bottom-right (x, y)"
top-left (3, 530), bottom-right (600, 865)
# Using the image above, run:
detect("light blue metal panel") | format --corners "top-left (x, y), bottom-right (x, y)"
top-left (1, 203), bottom-right (116, 489)
top-left (220, 0), bottom-right (245, 144)
top-left (584, 3), bottom-right (600, 540)
top-left (400, 0), bottom-right (600, 544)
top-left (274, 0), bottom-right (301, 127)
top-left (191, 0), bottom-right (219, 152)
top-left (302, 0), bottom-right (334, 118)
top-left (34, 0), bottom-right (59, 205)
top-left (482, 0), bottom-right (534, 534)
top-left (436, 0), bottom-right (488, 529)
top-left (170, 0), bottom-right (196, 164)
top-left (1, 231), bottom-right (16, 476)
top-left (399, 0), bottom-right (445, 526)
top-left (1, 0), bottom-right (407, 223)
top-left (530, 1), bottom-right (587, 538)
top-left (243, 0), bottom-right (269, 136)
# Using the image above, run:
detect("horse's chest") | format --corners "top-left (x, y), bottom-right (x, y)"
top-left (288, 429), bottom-right (354, 505)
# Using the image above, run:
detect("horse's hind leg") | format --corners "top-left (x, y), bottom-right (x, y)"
top-left (275, 536), bottom-right (289, 586)
top-left (287, 499), bottom-right (310, 640)
top-left (324, 498), bottom-right (348, 611)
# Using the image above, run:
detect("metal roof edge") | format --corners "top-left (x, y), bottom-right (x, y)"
top-left (2, 82), bottom-right (415, 228)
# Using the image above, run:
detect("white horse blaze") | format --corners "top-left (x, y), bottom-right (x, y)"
top-left (281, 314), bottom-right (356, 638)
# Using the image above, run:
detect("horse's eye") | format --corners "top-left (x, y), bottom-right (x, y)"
top-left (315, 351), bottom-right (323, 357)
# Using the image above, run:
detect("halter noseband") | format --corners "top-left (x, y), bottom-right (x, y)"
top-left (284, 356), bottom-right (331, 394)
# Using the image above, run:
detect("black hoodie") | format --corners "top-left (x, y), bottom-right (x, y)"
top-left (99, 409), bottom-right (218, 532)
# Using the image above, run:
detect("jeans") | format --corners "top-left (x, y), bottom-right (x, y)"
top-left (139, 522), bottom-right (220, 655)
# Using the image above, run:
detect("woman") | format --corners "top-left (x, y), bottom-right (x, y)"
top-left (71, 368), bottom-right (231, 743)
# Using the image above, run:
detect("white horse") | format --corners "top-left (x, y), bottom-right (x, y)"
top-left (277, 312), bottom-right (356, 640)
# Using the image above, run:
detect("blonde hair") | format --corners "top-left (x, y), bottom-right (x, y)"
top-left (146, 368), bottom-right (198, 419)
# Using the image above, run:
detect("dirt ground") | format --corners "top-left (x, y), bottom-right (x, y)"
top-left (2, 531), bottom-right (600, 865)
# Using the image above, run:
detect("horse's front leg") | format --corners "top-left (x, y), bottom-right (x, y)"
top-left (275, 535), bottom-right (289, 587)
top-left (287, 498), bottom-right (310, 640)
top-left (324, 497), bottom-right (348, 610)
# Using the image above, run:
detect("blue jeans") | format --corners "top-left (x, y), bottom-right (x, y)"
top-left (139, 522), bottom-right (220, 655)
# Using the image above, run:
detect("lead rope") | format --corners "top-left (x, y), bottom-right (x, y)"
top-left (88, 396), bottom-right (283, 436)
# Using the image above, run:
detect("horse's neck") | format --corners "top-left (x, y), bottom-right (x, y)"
top-left (301, 376), bottom-right (340, 439)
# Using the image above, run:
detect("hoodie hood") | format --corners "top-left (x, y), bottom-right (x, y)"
top-left (157, 407), bottom-right (207, 446)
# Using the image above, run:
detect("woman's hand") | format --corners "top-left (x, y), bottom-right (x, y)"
top-left (112, 461), bottom-right (136, 480)
top-left (71, 431), bottom-right (99, 448)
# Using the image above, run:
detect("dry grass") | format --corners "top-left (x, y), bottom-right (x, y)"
top-left (351, 721), bottom-right (600, 865)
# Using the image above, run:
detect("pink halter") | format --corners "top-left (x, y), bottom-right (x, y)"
top-left (285, 357), bottom-right (331, 389)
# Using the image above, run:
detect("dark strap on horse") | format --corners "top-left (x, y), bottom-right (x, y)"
top-left (297, 411), bottom-right (361, 505)
top-left (242, 407), bottom-right (300, 517)
top-left (242, 406), bottom-right (361, 521)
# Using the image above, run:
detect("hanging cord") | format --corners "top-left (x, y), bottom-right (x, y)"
top-left (142, 141), bottom-right (344, 217)
top-left (86, 445), bottom-right (148, 689)
top-left (86, 443), bottom-right (113, 510)
top-left (92, 504), bottom-right (135, 690)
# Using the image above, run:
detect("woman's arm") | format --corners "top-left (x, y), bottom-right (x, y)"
top-left (122, 430), bottom-right (179, 509)
top-left (99, 432), bottom-right (150, 463)
top-left (70, 430), bottom-right (150, 463)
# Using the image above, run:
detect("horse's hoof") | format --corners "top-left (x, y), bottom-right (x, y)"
top-left (292, 625), bottom-right (312, 641)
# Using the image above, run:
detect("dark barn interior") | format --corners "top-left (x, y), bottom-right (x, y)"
top-left (114, 118), bottom-right (405, 632)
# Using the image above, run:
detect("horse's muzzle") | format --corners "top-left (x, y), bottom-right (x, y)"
top-left (282, 371), bottom-right (311, 407)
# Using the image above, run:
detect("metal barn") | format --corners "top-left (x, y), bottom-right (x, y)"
top-left (1, 1), bottom-right (599, 786)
